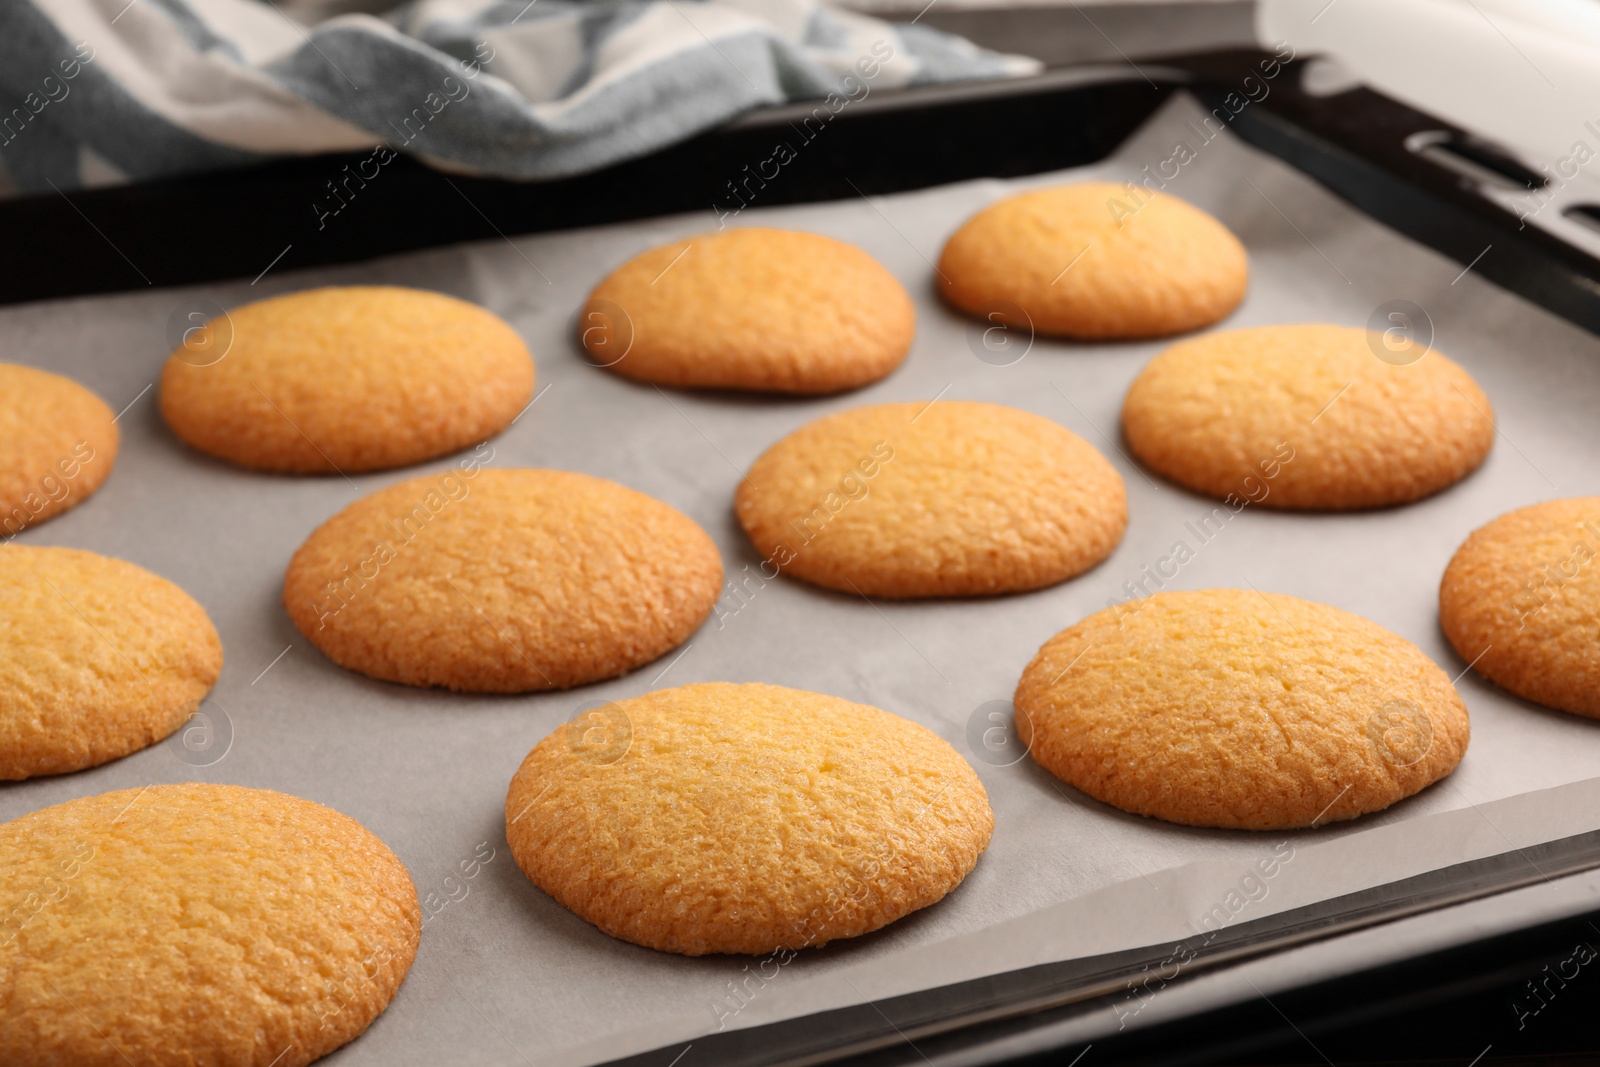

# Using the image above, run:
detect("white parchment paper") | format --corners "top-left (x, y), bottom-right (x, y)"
top-left (4, 93), bottom-right (1600, 1065)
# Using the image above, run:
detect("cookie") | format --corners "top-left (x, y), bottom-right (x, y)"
top-left (160, 286), bottom-right (534, 473)
top-left (0, 783), bottom-right (419, 1067)
top-left (0, 363), bottom-right (117, 538)
top-left (1015, 589), bottom-right (1470, 830)
top-left (285, 468), bottom-right (721, 692)
top-left (736, 400), bottom-right (1126, 598)
top-left (581, 228), bottom-right (915, 393)
top-left (1440, 498), bottom-right (1600, 717)
top-left (1122, 324), bottom-right (1494, 510)
top-left (505, 681), bottom-right (992, 955)
top-left (937, 182), bottom-right (1247, 339)
top-left (0, 545), bottom-right (222, 779)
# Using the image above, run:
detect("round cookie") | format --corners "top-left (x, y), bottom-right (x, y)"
top-left (1122, 324), bottom-right (1494, 510)
top-left (1440, 497), bottom-right (1600, 717)
top-left (0, 364), bottom-right (117, 537)
top-left (0, 783), bottom-right (419, 1067)
top-left (161, 286), bottom-right (535, 473)
top-left (0, 546), bottom-right (222, 779)
top-left (1015, 589), bottom-right (1470, 830)
top-left (937, 182), bottom-right (1247, 339)
top-left (505, 682), bottom-right (992, 955)
top-left (581, 228), bottom-right (915, 393)
top-left (736, 400), bottom-right (1126, 598)
top-left (284, 468), bottom-right (721, 692)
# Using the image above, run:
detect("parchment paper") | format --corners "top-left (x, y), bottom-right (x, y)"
top-left (4, 92), bottom-right (1600, 1066)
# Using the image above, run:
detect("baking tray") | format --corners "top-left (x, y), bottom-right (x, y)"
top-left (10, 48), bottom-right (1600, 340)
top-left (4, 66), bottom-right (1600, 1067)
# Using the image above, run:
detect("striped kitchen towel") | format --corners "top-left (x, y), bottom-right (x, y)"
top-left (0, 0), bottom-right (1039, 193)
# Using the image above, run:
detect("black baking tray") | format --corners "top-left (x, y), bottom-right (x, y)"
top-left (604, 829), bottom-right (1600, 1067)
top-left (6, 48), bottom-right (1600, 339)
top-left (4, 46), bottom-right (1599, 1067)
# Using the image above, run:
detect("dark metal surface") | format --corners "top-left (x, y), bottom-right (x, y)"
top-left (1176, 51), bottom-right (1600, 338)
top-left (1016, 904), bottom-right (1600, 1066)
top-left (599, 829), bottom-right (1600, 1067)
top-left (914, 1), bottom-right (1255, 70)
top-left (5, 48), bottom-right (1598, 343)
top-left (0, 74), bottom-right (1169, 305)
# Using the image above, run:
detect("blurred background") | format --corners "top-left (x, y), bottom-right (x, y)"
top-left (3, 0), bottom-right (1593, 197)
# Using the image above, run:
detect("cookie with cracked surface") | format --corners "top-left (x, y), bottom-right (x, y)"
top-left (504, 681), bottom-right (993, 955)
top-left (0, 783), bottom-right (418, 1067)
top-left (937, 182), bottom-right (1247, 339)
top-left (0, 545), bottom-right (222, 779)
top-left (160, 286), bottom-right (534, 473)
top-left (735, 400), bottom-right (1126, 598)
top-left (284, 468), bottom-right (722, 692)
top-left (1015, 589), bottom-right (1470, 830)
top-left (581, 228), bottom-right (915, 393)
top-left (0, 363), bottom-right (117, 537)
top-left (1440, 497), bottom-right (1600, 718)
top-left (1122, 324), bottom-right (1494, 510)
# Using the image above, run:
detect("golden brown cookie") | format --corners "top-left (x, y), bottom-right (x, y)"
top-left (937, 182), bottom-right (1247, 339)
top-left (0, 363), bottom-right (117, 537)
top-left (0, 546), bottom-right (222, 779)
top-left (285, 468), bottom-right (721, 692)
top-left (0, 783), bottom-right (419, 1067)
top-left (160, 286), bottom-right (534, 473)
top-left (1122, 324), bottom-right (1494, 510)
top-left (581, 228), bottom-right (915, 393)
top-left (1016, 589), bottom-right (1470, 830)
top-left (1440, 497), bottom-right (1600, 717)
top-left (736, 400), bottom-right (1126, 598)
top-left (505, 682), bottom-right (992, 955)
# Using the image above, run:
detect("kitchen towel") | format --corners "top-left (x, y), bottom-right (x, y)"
top-left (0, 0), bottom-right (1037, 193)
